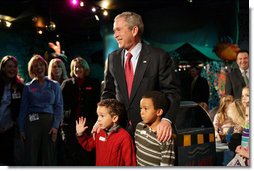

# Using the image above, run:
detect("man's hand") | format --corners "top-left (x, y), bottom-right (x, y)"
top-left (156, 120), bottom-right (172, 142)
top-left (49, 128), bottom-right (58, 142)
top-left (76, 116), bottom-right (88, 136)
top-left (48, 41), bottom-right (61, 54)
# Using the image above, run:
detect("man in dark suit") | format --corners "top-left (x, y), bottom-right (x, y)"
top-left (100, 12), bottom-right (181, 141)
top-left (189, 66), bottom-right (210, 104)
top-left (226, 50), bottom-right (249, 99)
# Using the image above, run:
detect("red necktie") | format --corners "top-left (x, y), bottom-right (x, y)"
top-left (125, 53), bottom-right (133, 98)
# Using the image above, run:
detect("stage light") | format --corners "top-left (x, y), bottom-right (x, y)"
top-left (37, 30), bottom-right (43, 34)
top-left (101, 1), bottom-right (109, 9)
top-left (70, 0), bottom-right (79, 6)
top-left (80, 1), bottom-right (84, 7)
top-left (103, 10), bottom-right (108, 16)
top-left (5, 21), bottom-right (12, 27)
top-left (91, 7), bottom-right (96, 12)
top-left (95, 15), bottom-right (99, 21)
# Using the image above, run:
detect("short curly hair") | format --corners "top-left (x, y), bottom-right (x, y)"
top-left (97, 99), bottom-right (126, 124)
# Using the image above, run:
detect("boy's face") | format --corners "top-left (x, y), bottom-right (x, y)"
top-left (140, 98), bottom-right (159, 125)
top-left (96, 106), bottom-right (116, 129)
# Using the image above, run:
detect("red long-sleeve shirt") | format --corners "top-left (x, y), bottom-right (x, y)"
top-left (77, 127), bottom-right (137, 166)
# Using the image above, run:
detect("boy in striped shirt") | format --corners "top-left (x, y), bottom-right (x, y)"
top-left (135, 91), bottom-right (175, 166)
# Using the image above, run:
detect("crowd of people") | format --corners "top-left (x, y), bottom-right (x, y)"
top-left (0, 11), bottom-right (250, 166)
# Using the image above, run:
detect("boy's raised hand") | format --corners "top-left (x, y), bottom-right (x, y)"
top-left (76, 116), bottom-right (88, 136)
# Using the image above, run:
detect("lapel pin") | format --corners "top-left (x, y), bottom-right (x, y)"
top-left (143, 61), bottom-right (147, 63)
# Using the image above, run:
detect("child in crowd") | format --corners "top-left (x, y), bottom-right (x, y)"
top-left (76, 99), bottom-right (136, 166)
top-left (213, 95), bottom-right (234, 142)
top-left (135, 91), bottom-right (175, 166)
top-left (227, 98), bottom-right (246, 152)
top-left (235, 86), bottom-right (249, 165)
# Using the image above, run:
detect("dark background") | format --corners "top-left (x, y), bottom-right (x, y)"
top-left (0, 0), bottom-right (249, 83)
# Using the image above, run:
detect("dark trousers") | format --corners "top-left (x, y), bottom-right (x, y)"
top-left (24, 113), bottom-right (56, 166)
top-left (0, 126), bottom-right (15, 166)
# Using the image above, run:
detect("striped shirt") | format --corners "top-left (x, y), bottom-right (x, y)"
top-left (134, 122), bottom-right (175, 166)
top-left (241, 122), bottom-right (249, 148)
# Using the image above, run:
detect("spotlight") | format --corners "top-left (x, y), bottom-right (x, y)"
top-left (80, 1), bottom-right (84, 7)
top-left (95, 15), bottom-right (99, 21)
top-left (103, 10), bottom-right (108, 16)
top-left (5, 21), bottom-right (12, 27)
top-left (70, 0), bottom-right (79, 6)
top-left (91, 7), bottom-right (97, 12)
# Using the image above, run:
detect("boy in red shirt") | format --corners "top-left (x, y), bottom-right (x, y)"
top-left (76, 99), bottom-right (136, 166)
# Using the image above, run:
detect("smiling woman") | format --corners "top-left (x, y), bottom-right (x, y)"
top-left (0, 55), bottom-right (24, 166)
top-left (18, 55), bottom-right (63, 166)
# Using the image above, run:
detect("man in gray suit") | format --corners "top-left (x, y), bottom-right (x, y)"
top-left (101, 12), bottom-right (181, 141)
top-left (226, 50), bottom-right (249, 99)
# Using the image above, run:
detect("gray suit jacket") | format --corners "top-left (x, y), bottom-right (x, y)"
top-left (101, 43), bottom-right (181, 132)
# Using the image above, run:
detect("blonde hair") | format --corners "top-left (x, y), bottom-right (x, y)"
top-left (227, 99), bottom-right (246, 127)
top-left (28, 55), bottom-right (48, 79)
top-left (70, 57), bottom-right (90, 78)
top-left (241, 86), bottom-right (249, 107)
top-left (48, 58), bottom-right (68, 83)
top-left (216, 95), bottom-right (234, 125)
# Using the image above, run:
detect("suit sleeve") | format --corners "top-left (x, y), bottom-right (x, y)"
top-left (101, 56), bottom-right (116, 100)
top-left (225, 74), bottom-right (232, 96)
top-left (159, 52), bottom-right (181, 122)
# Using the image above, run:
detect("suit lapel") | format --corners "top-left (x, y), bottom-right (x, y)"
top-left (129, 45), bottom-right (150, 101)
top-left (114, 50), bottom-right (129, 101)
top-left (236, 68), bottom-right (246, 86)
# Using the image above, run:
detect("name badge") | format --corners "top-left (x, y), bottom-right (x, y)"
top-left (140, 130), bottom-right (147, 135)
top-left (12, 92), bottom-right (21, 99)
top-left (29, 113), bottom-right (40, 122)
top-left (99, 136), bottom-right (106, 142)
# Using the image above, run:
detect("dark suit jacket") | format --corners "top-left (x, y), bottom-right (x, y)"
top-left (101, 43), bottom-right (181, 132)
top-left (191, 76), bottom-right (210, 104)
top-left (226, 68), bottom-right (246, 99)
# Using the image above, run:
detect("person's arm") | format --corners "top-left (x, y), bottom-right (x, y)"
top-left (101, 57), bottom-right (116, 100)
top-left (48, 41), bottom-right (61, 54)
top-left (52, 82), bottom-right (63, 129)
top-left (121, 134), bottom-right (137, 166)
top-left (159, 52), bottom-right (181, 120)
top-left (76, 117), bottom-right (96, 151)
top-left (156, 52), bottom-right (181, 142)
top-left (213, 114), bottom-right (220, 135)
top-left (160, 139), bottom-right (175, 166)
top-left (235, 145), bottom-right (249, 159)
top-left (48, 41), bottom-right (68, 62)
top-left (225, 74), bottom-right (232, 95)
top-left (18, 85), bottom-right (29, 141)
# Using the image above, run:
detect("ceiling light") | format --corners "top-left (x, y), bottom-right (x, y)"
top-left (80, 1), bottom-right (84, 7)
top-left (101, 1), bottom-right (110, 9)
top-left (95, 15), bottom-right (99, 21)
top-left (5, 21), bottom-right (12, 27)
top-left (103, 10), bottom-right (108, 16)
top-left (92, 7), bottom-right (96, 12)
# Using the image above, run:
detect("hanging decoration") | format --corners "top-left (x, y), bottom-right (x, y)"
top-left (213, 36), bottom-right (240, 61)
